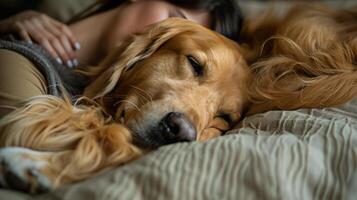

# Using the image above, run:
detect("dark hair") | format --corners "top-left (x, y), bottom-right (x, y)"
top-left (167, 0), bottom-right (244, 41)
top-left (71, 0), bottom-right (243, 41)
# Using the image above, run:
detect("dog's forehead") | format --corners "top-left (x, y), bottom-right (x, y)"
top-left (164, 31), bottom-right (242, 63)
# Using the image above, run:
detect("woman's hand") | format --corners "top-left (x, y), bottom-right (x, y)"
top-left (0, 10), bottom-right (80, 68)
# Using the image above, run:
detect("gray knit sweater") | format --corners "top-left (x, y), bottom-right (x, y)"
top-left (0, 38), bottom-right (88, 98)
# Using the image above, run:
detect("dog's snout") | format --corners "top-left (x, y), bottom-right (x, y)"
top-left (160, 112), bottom-right (196, 143)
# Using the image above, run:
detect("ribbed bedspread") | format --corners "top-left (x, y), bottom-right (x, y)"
top-left (2, 99), bottom-right (356, 200)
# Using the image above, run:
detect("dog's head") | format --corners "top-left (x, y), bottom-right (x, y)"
top-left (84, 18), bottom-right (251, 148)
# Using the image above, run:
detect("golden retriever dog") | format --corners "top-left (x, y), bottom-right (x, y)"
top-left (0, 4), bottom-right (356, 193)
top-left (0, 18), bottom-right (251, 193)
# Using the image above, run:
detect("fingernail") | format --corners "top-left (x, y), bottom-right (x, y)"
top-left (72, 59), bottom-right (79, 67)
top-left (74, 42), bottom-right (81, 50)
top-left (27, 40), bottom-right (33, 44)
top-left (56, 57), bottom-right (63, 64)
top-left (66, 60), bottom-right (73, 68)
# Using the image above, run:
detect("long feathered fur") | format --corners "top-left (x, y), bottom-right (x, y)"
top-left (0, 95), bottom-right (142, 186)
top-left (240, 4), bottom-right (357, 114)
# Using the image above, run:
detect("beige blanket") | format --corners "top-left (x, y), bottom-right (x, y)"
top-left (1, 98), bottom-right (356, 199)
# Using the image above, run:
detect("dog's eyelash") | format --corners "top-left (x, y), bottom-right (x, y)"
top-left (186, 55), bottom-right (203, 77)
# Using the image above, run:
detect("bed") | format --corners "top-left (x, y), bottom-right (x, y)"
top-left (1, 98), bottom-right (356, 200)
top-left (0, 1), bottom-right (356, 199)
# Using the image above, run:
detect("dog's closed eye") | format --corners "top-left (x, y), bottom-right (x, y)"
top-left (208, 113), bottom-right (233, 136)
top-left (217, 113), bottom-right (233, 126)
top-left (186, 55), bottom-right (204, 77)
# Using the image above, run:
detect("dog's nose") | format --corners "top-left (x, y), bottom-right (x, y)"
top-left (160, 112), bottom-right (196, 143)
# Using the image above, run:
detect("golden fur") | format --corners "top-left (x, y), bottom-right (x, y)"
top-left (0, 5), bottom-right (356, 193)
top-left (240, 5), bottom-right (357, 114)
top-left (0, 96), bottom-right (141, 191)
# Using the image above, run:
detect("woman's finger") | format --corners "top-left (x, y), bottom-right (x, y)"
top-left (41, 30), bottom-right (73, 67)
top-left (42, 21), bottom-right (77, 65)
top-left (41, 18), bottom-right (79, 67)
top-left (12, 22), bottom-right (32, 43)
top-left (31, 18), bottom-right (75, 67)
top-left (57, 34), bottom-right (78, 66)
top-left (53, 21), bottom-right (80, 50)
top-left (50, 37), bottom-right (74, 68)
top-left (24, 21), bottom-right (62, 64)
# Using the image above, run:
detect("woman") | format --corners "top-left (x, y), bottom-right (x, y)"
top-left (0, 0), bottom-right (243, 117)
top-left (0, 0), bottom-right (243, 67)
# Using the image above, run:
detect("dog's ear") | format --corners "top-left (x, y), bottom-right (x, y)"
top-left (84, 18), bottom-right (198, 99)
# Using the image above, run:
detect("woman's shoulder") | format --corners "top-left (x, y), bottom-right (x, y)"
top-left (111, 1), bottom-right (174, 34)
top-left (118, 0), bottom-right (172, 22)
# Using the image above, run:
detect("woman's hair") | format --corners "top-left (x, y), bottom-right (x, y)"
top-left (167, 0), bottom-right (243, 41)
top-left (70, 0), bottom-right (243, 41)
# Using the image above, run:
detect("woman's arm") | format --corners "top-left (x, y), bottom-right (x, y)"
top-left (0, 10), bottom-right (80, 67)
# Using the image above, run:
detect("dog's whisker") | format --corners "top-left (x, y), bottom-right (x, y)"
top-left (131, 91), bottom-right (148, 105)
top-left (114, 99), bottom-right (142, 113)
top-left (129, 86), bottom-right (151, 104)
top-left (130, 85), bottom-right (153, 103)
top-left (103, 95), bottom-right (128, 99)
